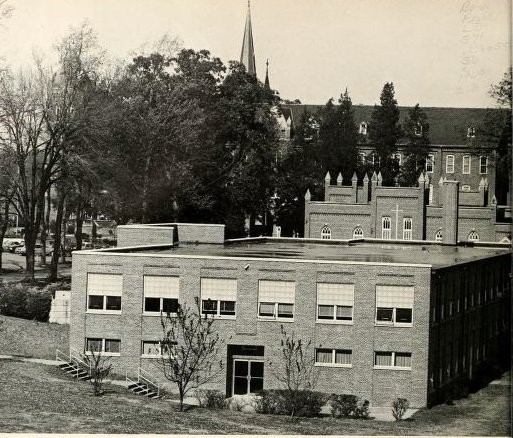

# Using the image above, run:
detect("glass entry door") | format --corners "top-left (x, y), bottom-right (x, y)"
top-left (233, 359), bottom-right (264, 395)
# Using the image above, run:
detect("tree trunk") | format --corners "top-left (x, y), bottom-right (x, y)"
top-left (179, 388), bottom-right (184, 412)
top-left (40, 189), bottom-right (51, 266)
top-left (49, 190), bottom-right (66, 281)
top-left (75, 196), bottom-right (83, 250)
top-left (24, 226), bottom-right (37, 280)
top-left (0, 198), bottom-right (10, 274)
top-left (141, 155), bottom-right (151, 223)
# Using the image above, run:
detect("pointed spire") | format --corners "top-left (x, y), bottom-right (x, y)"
top-left (479, 177), bottom-right (485, 188)
top-left (264, 59), bottom-right (270, 89)
top-left (377, 172), bottom-right (383, 185)
top-left (304, 189), bottom-right (311, 201)
top-left (418, 172), bottom-right (425, 184)
top-left (371, 171), bottom-right (378, 182)
top-left (336, 172), bottom-right (343, 186)
top-left (351, 172), bottom-right (358, 182)
top-left (484, 177), bottom-right (489, 187)
top-left (363, 173), bottom-right (369, 183)
top-left (325, 171), bottom-right (331, 182)
top-left (240, 0), bottom-right (256, 76)
top-left (438, 176), bottom-right (444, 185)
top-left (491, 195), bottom-right (497, 205)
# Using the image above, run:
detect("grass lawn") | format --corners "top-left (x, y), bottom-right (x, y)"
top-left (0, 315), bottom-right (69, 359)
top-left (0, 360), bottom-right (510, 435)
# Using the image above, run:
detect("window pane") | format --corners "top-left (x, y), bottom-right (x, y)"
top-left (106, 296), bottom-right (121, 311)
top-left (335, 350), bottom-right (352, 365)
top-left (336, 305), bottom-right (352, 320)
top-left (202, 299), bottom-right (217, 314)
top-left (259, 302), bottom-right (275, 317)
top-left (88, 295), bottom-right (104, 310)
top-left (220, 300), bottom-right (236, 315)
top-left (316, 349), bottom-right (332, 363)
top-left (86, 338), bottom-right (102, 352)
top-left (277, 303), bottom-right (294, 318)
top-left (142, 341), bottom-right (160, 355)
top-left (145, 297), bottom-right (160, 312)
top-left (105, 339), bottom-right (120, 353)
top-left (395, 352), bottom-right (412, 368)
top-left (375, 352), bottom-right (392, 366)
top-left (318, 305), bottom-right (334, 319)
top-left (162, 298), bottom-right (179, 314)
top-left (396, 308), bottom-right (412, 323)
top-left (376, 307), bottom-right (393, 322)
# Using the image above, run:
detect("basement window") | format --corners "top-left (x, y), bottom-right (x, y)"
top-left (85, 338), bottom-right (121, 356)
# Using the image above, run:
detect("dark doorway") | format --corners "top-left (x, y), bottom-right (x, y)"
top-left (226, 345), bottom-right (264, 397)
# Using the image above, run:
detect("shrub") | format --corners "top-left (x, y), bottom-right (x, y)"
top-left (330, 394), bottom-right (370, 419)
top-left (0, 283), bottom-right (53, 321)
top-left (392, 397), bottom-right (409, 421)
top-left (196, 389), bottom-right (226, 409)
top-left (255, 389), bottom-right (325, 417)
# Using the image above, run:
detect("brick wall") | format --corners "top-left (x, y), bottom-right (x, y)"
top-left (117, 225), bottom-right (176, 247)
top-left (71, 250), bottom-right (433, 408)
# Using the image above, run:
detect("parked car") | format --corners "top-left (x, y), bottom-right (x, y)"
top-left (14, 245), bottom-right (26, 255)
top-left (3, 239), bottom-right (24, 252)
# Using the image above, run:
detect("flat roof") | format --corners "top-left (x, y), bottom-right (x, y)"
top-left (86, 238), bottom-right (510, 269)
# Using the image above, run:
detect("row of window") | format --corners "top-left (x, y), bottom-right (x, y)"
top-left (86, 274), bottom-right (414, 325)
top-left (321, 224), bottom-right (480, 242)
top-left (85, 337), bottom-right (412, 370)
top-left (358, 122), bottom-right (476, 139)
top-left (425, 154), bottom-right (488, 174)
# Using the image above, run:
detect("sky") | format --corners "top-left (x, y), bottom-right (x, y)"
top-left (1, 0), bottom-right (511, 107)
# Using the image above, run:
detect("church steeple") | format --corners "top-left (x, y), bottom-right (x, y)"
top-left (265, 59), bottom-right (270, 89)
top-left (240, 0), bottom-right (256, 76)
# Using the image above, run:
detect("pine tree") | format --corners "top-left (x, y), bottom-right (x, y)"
top-left (368, 82), bottom-right (402, 184)
top-left (398, 104), bottom-right (430, 186)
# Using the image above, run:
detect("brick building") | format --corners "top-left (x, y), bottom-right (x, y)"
top-left (69, 223), bottom-right (511, 408)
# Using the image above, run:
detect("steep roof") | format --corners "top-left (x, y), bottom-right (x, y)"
top-left (240, 2), bottom-right (256, 76)
top-left (282, 104), bottom-right (493, 145)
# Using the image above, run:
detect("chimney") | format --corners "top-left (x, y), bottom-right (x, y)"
top-left (442, 180), bottom-right (459, 245)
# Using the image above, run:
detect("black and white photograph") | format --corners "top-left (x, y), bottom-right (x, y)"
top-left (0, 0), bottom-right (511, 435)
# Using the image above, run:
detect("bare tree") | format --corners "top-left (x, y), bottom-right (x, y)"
top-left (159, 299), bottom-right (223, 411)
top-left (80, 349), bottom-right (113, 396)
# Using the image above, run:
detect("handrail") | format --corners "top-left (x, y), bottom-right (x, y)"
top-left (69, 347), bottom-right (93, 377)
top-left (55, 349), bottom-right (71, 363)
top-left (138, 367), bottom-right (160, 396)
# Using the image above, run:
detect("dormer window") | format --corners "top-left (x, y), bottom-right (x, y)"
top-left (359, 122), bottom-right (368, 135)
top-left (414, 123), bottom-right (423, 136)
top-left (467, 126), bottom-right (476, 138)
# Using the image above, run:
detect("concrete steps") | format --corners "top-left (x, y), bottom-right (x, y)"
top-left (127, 382), bottom-right (162, 399)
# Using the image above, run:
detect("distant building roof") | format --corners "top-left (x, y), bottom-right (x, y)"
top-left (282, 104), bottom-right (493, 145)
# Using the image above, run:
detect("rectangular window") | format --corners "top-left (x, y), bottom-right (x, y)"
top-left (200, 278), bottom-right (237, 318)
top-left (87, 273), bottom-right (122, 313)
top-left (375, 285), bottom-right (414, 326)
top-left (479, 156), bottom-right (488, 174)
top-left (315, 348), bottom-right (352, 367)
top-left (316, 283), bottom-right (354, 323)
top-left (374, 351), bottom-right (411, 369)
top-left (86, 338), bottom-right (121, 356)
top-left (143, 276), bottom-right (179, 315)
top-left (462, 155), bottom-right (471, 174)
top-left (382, 217), bottom-right (391, 239)
top-left (394, 153), bottom-right (402, 166)
top-left (258, 280), bottom-right (295, 320)
top-left (446, 155), bottom-right (454, 174)
top-left (402, 218), bottom-right (412, 240)
top-left (425, 154), bottom-right (434, 173)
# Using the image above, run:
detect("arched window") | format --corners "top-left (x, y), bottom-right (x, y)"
top-left (435, 230), bottom-right (443, 242)
top-left (359, 122), bottom-right (368, 135)
top-left (467, 126), bottom-right (476, 138)
top-left (381, 217), bottom-right (391, 239)
top-left (321, 226), bottom-right (332, 240)
top-left (403, 218), bottom-right (412, 240)
top-left (353, 226), bottom-right (364, 239)
top-left (468, 231), bottom-right (479, 242)
top-left (414, 123), bottom-right (423, 136)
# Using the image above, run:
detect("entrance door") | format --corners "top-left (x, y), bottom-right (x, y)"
top-left (233, 359), bottom-right (264, 395)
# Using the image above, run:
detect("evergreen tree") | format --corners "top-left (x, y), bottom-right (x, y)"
top-left (368, 82), bottom-right (402, 184)
top-left (398, 104), bottom-right (430, 186)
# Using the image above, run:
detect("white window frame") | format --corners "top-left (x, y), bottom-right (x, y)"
top-left (467, 126), bottom-right (476, 138)
top-left (462, 155), bottom-right (471, 174)
top-left (435, 230), bottom-right (443, 242)
top-left (461, 185), bottom-right (471, 192)
top-left (258, 280), bottom-right (295, 321)
top-left (315, 348), bottom-right (352, 368)
top-left (479, 156), bottom-right (488, 174)
top-left (414, 123), bottom-right (423, 136)
top-left (86, 273), bottom-right (122, 314)
top-left (394, 153), bottom-right (402, 166)
top-left (425, 154), bottom-right (434, 173)
top-left (375, 285), bottom-right (414, 327)
top-left (200, 278), bottom-right (237, 319)
top-left (402, 217), bottom-right (412, 240)
top-left (382, 217), bottom-right (391, 239)
top-left (446, 155), bottom-right (454, 174)
top-left (141, 340), bottom-right (174, 358)
top-left (143, 276), bottom-right (179, 316)
top-left (320, 226), bottom-right (331, 240)
top-left (316, 283), bottom-right (354, 325)
top-left (359, 152), bottom-right (366, 164)
top-left (85, 338), bottom-right (121, 356)
top-left (352, 226), bottom-right (364, 239)
top-left (374, 351), bottom-right (412, 370)
top-left (429, 184), bottom-right (434, 204)
top-left (359, 122), bottom-right (367, 135)
top-left (468, 231), bottom-right (480, 242)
